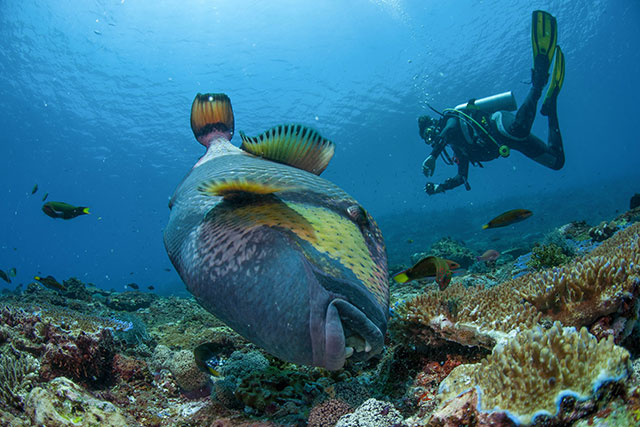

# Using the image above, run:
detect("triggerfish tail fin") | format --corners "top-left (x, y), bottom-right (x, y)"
top-left (190, 93), bottom-right (235, 147)
top-left (482, 224), bottom-right (489, 230)
top-left (198, 178), bottom-right (297, 200)
top-left (392, 270), bottom-right (410, 283)
top-left (239, 124), bottom-right (335, 175)
top-left (82, 207), bottom-right (90, 214)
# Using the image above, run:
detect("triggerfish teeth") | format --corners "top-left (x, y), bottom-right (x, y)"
top-left (164, 93), bottom-right (389, 371)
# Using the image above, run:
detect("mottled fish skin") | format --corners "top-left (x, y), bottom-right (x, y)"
top-left (164, 142), bottom-right (389, 370)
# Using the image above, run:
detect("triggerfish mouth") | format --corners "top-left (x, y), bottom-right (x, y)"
top-left (164, 93), bottom-right (389, 370)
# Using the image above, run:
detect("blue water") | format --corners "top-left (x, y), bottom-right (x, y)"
top-left (1, 0), bottom-right (639, 293)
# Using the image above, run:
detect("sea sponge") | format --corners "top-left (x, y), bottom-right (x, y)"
top-left (439, 322), bottom-right (630, 425)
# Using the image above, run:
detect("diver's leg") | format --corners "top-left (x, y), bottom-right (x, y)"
top-left (508, 10), bottom-right (557, 139)
top-left (507, 84), bottom-right (544, 139)
top-left (507, 111), bottom-right (563, 170)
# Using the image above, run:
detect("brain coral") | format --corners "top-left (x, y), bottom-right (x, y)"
top-left (438, 322), bottom-right (630, 425)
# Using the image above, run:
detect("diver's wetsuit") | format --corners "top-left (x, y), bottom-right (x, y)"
top-left (424, 81), bottom-right (564, 193)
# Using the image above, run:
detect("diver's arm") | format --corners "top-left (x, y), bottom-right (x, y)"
top-left (425, 158), bottom-right (470, 195)
top-left (428, 117), bottom-right (457, 157)
top-left (423, 117), bottom-right (458, 177)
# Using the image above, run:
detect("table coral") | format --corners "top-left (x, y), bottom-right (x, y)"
top-left (391, 281), bottom-right (541, 350)
top-left (438, 322), bottom-right (630, 425)
top-left (515, 222), bottom-right (640, 327)
top-left (391, 223), bottom-right (640, 350)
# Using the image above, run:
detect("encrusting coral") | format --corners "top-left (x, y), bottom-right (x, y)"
top-left (391, 223), bottom-right (640, 349)
top-left (438, 322), bottom-right (631, 425)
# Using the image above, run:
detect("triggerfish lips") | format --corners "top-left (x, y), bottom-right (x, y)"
top-left (164, 154), bottom-right (389, 371)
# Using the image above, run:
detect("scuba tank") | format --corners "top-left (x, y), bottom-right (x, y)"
top-left (446, 91), bottom-right (516, 158)
top-left (455, 91), bottom-right (517, 113)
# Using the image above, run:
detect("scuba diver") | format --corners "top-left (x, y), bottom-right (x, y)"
top-left (420, 10), bottom-right (565, 195)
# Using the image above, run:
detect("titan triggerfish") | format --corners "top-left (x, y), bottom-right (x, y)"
top-left (163, 93), bottom-right (389, 370)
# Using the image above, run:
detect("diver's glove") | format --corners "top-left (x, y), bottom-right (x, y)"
top-left (422, 155), bottom-right (437, 177)
top-left (425, 182), bottom-right (444, 195)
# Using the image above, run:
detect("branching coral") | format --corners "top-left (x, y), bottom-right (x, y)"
top-left (0, 352), bottom-right (39, 409)
top-left (438, 322), bottom-right (630, 425)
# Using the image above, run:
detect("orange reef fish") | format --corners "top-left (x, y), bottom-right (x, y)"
top-left (34, 275), bottom-right (66, 291)
top-left (482, 209), bottom-right (532, 229)
top-left (393, 256), bottom-right (460, 290)
top-left (477, 249), bottom-right (500, 262)
top-left (42, 202), bottom-right (90, 220)
top-left (164, 93), bottom-right (388, 371)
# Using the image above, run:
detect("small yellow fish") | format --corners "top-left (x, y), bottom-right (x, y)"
top-left (42, 202), bottom-right (90, 220)
top-left (393, 256), bottom-right (460, 290)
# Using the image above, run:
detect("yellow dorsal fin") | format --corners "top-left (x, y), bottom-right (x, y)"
top-left (239, 124), bottom-right (334, 175)
top-left (198, 178), bottom-right (296, 199)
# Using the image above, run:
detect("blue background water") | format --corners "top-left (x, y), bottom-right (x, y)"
top-left (1, 0), bottom-right (639, 294)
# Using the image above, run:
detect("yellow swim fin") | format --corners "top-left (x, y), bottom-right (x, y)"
top-left (541, 46), bottom-right (565, 117)
top-left (531, 10), bottom-right (557, 74)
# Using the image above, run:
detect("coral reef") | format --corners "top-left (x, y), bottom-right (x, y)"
top-left (167, 349), bottom-right (209, 393)
top-left (391, 223), bottom-right (640, 350)
top-left (0, 352), bottom-right (39, 410)
top-left (1, 214), bottom-right (639, 427)
top-left (220, 349), bottom-right (270, 382)
top-left (438, 322), bottom-right (630, 425)
top-left (105, 290), bottom-right (157, 311)
top-left (391, 280), bottom-right (541, 350)
top-left (515, 222), bottom-right (640, 327)
top-left (308, 398), bottom-right (353, 427)
top-left (589, 220), bottom-right (621, 242)
top-left (424, 237), bottom-right (476, 269)
top-left (526, 242), bottom-right (571, 270)
top-left (334, 398), bottom-right (403, 427)
top-left (24, 377), bottom-right (129, 427)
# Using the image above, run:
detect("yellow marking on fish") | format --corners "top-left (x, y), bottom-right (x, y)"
top-left (286, 203), bottom-right (387, 305)
top-left (228, 201), bottom-right (318, 244)
top-left (199, 178), bottom-right (297, 198)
